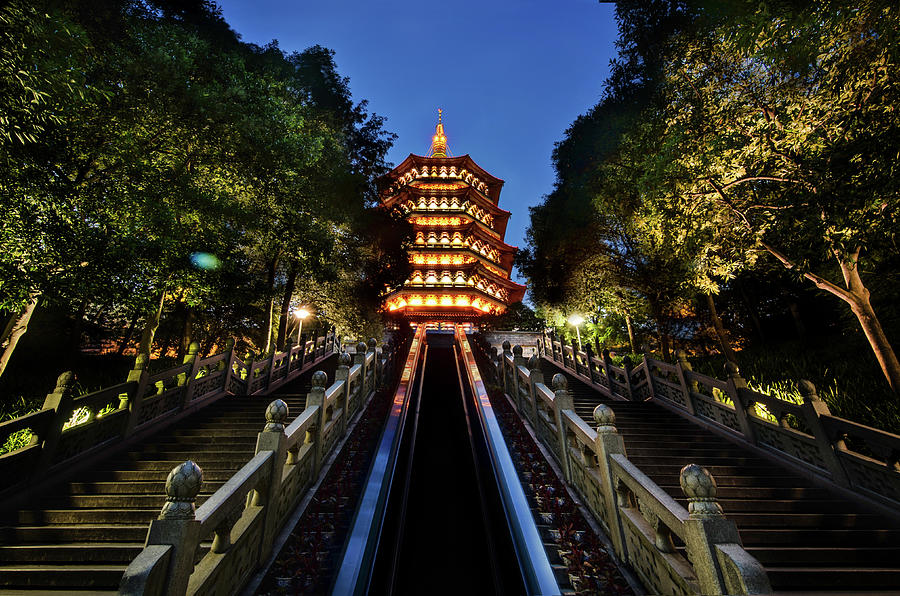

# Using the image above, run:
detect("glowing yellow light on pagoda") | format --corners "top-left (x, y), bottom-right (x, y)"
top-left (409, 296), bottom-right (423, 306)
top-left (429, 109), bottom-right (448, 158)
top-left (425, 296), bottom-right (438, 306)
top-left (455, 296), bottom-right (470, 307)
top-left (440, 296), bottom-right (453, 306)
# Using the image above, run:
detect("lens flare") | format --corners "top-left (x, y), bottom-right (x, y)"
top-left (190, 252), bottom-right (220, 270)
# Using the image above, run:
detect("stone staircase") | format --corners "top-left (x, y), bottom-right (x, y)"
top-left (541, 359), bottom-right (900, 594)
top-left (0, 360), bottom-right (334, 593)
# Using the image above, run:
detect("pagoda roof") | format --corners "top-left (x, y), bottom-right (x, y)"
top-left (378, 153), bottom-right (505, 203)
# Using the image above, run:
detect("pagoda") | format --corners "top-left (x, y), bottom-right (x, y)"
top-left (380, 110), bottom-right (525, 320)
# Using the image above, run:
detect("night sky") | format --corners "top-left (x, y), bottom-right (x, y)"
top-left (216, 0), bottom-right (619, 281)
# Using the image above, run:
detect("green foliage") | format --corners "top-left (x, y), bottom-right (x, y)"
top-left (0, 0), bottom-right (399, 389)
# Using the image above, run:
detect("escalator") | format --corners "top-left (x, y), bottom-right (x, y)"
top-left (332, 327), bottom-right (558, 595)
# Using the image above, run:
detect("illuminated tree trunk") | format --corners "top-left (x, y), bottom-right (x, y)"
top-left (0, 295), bottom-right (40, 380)
top-left (276, 262), bottom-right (297, 351)
top-left (625, 313), bottom-right (636, 354)
top-left (137, 291), bottom-right (166, 357)
top-left (705, 293), bottom-right (737, 363)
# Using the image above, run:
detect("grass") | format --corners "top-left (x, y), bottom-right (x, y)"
top-left (689, 338), bottom-right (900, 435)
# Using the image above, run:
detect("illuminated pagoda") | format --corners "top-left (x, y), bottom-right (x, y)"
top-left (381, 110), bottom-right (525, 320)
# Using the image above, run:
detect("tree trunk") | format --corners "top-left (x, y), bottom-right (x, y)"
top-left (263, 256), bottom-right (279, 354)
top-left (706, 293), bottom-right (737, 363)
top-left (116, 310), bottom-right (141, 356)
top-left (137, 291), bottom-right (166, 357)
top-left (0, 295), bottom-right (40, 380)
top-left (625, 313), bottom-right (636, 354)
top-left (760, 240), bottom-right (900, 394)
top-left (180, 304), bottom-right (195, 358)
top-left (276, 263), bottom-right (298, 351)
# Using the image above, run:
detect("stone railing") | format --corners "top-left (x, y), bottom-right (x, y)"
top-left (475, 337), bottom-right (771, 595)
top-left (119, 337), bottom-right (404, 596)
top-left (0, 331), bottom-right (339, 507)
top-left (536, 331), bottom-right (900, 513)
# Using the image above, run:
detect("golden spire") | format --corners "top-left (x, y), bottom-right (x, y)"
top-left (429, 108), bottom-right (447, 158)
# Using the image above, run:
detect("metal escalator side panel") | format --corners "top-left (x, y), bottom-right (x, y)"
top-left (454, 328), bottom-right (561, 596)
top-left (331, 326), bottom-right (426, 595)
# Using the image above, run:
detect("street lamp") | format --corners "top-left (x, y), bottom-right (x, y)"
top-left (567, 314), bottom-right (584, 351)
top-left (295, 308), bottom-right (310, 343)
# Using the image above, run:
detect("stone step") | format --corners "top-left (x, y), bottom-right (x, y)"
top-left (85, 469), bottom-right (236, 482)
top-left (748, 546), bottom-right (900, 566)
top-left (659, 485), bottom-right (831, 500)
top-left (738, 528), bottom-right (900, 547)
top-left (679, 498), bottom-right (853, 514)
top-left (14, 508), bottom-right (159, 525)
top-left (0, 543), bottom-right (142, 563)
top-left (63, 480), bottom-right (225, 495)
top-left (765, 566), bottom-right (900, 590)
top-left (727, 512), bottom-right (887, 530)
top-left (0, 525), bottom-right (149, 542)
top-left (0, 564), bottom-right (125, 589)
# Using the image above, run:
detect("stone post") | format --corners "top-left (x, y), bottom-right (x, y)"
top-left (724, 362), bottom-right (757, 444)
top-left (601, 349), bottom-right (613, 389)
top-left (132, 461), bottom-right (203, 596)
top-left (622, 355), bottom-right (635, 401)
top-left (37, 371), bottom-right (78, 471)
top-left (591, 404), bottom-right (629, 558)
top-left (306, 371), bottom-right (328, 473)
top-left (368, 338), bottom-right (379, 386)
top-left (527, 355), bottom-right (543, 425)
top-left (559, 335), bottom-right (568, 369)
top-left (673, 350), bottom-right (696, 413)
top-left (220, 338), bottom-right (236, 394)
top-left (512, 345), bottom-right (526, 411)
top-left (584, 344), bottom-right (596, 384)
top-left (798, 380), bottom-right (849, 487)
top-left (256, 399), bottom-right (289, 561)
top-left (125, 355), bottom-right (151, 436)
top-left (501, 340), bottom-right (512, 395)
top-left (680, 464), bottom-right (772, 595)
top-left (551, 374), bottom-right (574, 481)
top-left (355, 341), bottom-right (370, 394)
top-left (335, 353), bottom-right (352, 429)
top-left (179, 342), bottom-right (202, 409)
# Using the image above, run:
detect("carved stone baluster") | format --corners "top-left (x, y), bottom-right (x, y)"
top-left (680, 464), bottom-right (772, 595)
top-left (798, 380), bottom-right (850, 486)
top-left (335, 352), bottom-right (352, 431)
top-left (551, 374), bottom-right (574, 480)
top-left (725, 362), bottom-right (757, 443)
top-left (592, 404), bottom-right (629, 558)
top-left (527, 355), bottom-right (543, 425)
top-left (37, 372), bottom-right (77, 471)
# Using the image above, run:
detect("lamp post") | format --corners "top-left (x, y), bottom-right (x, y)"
top-left (295, 308), bottom-right (310, 343)
top-left (567, 314), bottom-right (584, 351)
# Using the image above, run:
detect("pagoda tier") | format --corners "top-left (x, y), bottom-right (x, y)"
top-left (380, 112), bottom-right (526, 320)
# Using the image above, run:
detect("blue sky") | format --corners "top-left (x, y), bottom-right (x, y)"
top-left (216, 0), bottom-right (619, 281)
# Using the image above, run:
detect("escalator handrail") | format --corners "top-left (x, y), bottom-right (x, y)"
top-left (456, 328), bottom-right (561, 596)
top-left (331, 326), bottom-right (426, 595)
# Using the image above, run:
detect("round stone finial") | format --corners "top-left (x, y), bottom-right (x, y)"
top-left (382, 344), bottom-right (390, 353)
top-left (55, 371), bottom-right (76, 391)
top-left (552, 373), bottom-right (568, 391)
top-left (502, 340), bottom-right (511, 352)
top-left (312, 370), bottom-right (328, 388)
top-left (339, 352), bottom-right (352, 367)
top-left (679, 464), bottom-right (723, 517)
top-left (527, 355), bottom-right (539, 370)
top-left (513, 344), bottom-right (523, 356)
top-left (593, 404), bottom-right (617, 429)
top-left (356, 341), bottom-right (368, 354)
top-left (224, 337), bottom-right (235, 350)
top-left (368, 338), bottom-right (377, 349)
top-left (675, 349), bottom-right (688, 362)
top-left (724, 360), bottom-right (741, 377)
top-left (265, 399), bottom-right (289, 431)
top-left (160, 460), bottom-right (203, 519)
top-left (188, 342), bottom-right (200, 355)
top-left (798, 379), bottom-right (820, 403)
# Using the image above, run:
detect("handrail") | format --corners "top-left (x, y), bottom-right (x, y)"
top-left (456, 329), bottom-right (559, 596)
top-left (331, 326), bottom-right (426, 595)
top-left (535, 329), bottom-right (900, 514)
